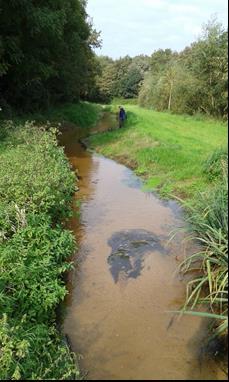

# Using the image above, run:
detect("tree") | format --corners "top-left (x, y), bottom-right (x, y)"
top-left (0, 0), bottom-right (100, 111)
top-left (139, 17), bottom-right (228, 118)
top-left (181, 17), bottom-right (228, 117)
top-left (119, 65), bottom-right (143, 99)
top-left (90, 54), bottom-right (150, 102)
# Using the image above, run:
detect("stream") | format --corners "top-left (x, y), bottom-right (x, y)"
top-left (60, 118), bottom-right (226, 380)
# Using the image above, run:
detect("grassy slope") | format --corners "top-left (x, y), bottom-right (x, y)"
top-left (11, 102), bottom-right (103, 130)
top-left (89, 104), bottom-right (227, 199)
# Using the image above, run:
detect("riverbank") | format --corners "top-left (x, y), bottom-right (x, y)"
top-left (0, 121), bottom-right (79, 379)
top-left (62, 112), bottom-right (227, 380)
top-left (62, 119), bottom-right (226, 380)
top-left (0, 102), bottom-right (227, 378)
top-left (89, 104), bottom-right (227, 199)
top-left (0, 101), bottom-right (104, 379)
top-left (88, 104), bottom-right (228, 346)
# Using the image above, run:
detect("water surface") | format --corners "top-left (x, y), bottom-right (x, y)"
top-left (61, 122), bottom-right (226, 380)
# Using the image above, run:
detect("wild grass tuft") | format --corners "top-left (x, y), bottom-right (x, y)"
top-left (179, 160), bottom-right (228, 337)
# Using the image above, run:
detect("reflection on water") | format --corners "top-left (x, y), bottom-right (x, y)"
top-left (121, 168), bottom-right (143, 189)
top-left (61, 119), bottom-right (227, 381)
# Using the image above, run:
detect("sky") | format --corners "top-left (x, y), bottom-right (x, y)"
top-left (86, 0), bottom-right (228, 59)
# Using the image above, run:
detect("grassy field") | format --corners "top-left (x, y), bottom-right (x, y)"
top-left (89, 104), bottom-right (227, 199)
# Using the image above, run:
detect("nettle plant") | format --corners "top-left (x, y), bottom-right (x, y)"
top-left (0, 122), bottom-right (76, 221)
top-left (0, 122), bottom-right (79, 379)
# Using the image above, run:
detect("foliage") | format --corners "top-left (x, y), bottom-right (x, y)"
top-left (6, 102), bottom-right (103, 132)
top-left (45, 102), bottom-right (103, 128)
top-left (0, 213), bottom-right (75, 320)
top-left (0, 122), bottom-right (79, 379)
top-left (139, 62), bottom-right (201, 114)
top-left (139, 17), bottom-right (228, 118)
top-left (183, 18), bottom-right (228, 118)
top-left (119, 65), bottom-right (143, 99)
top-left (0, 315), bottom-right (79, 380)
top-left (0, 0), bottom-right (100, 112)
top-left (179, 160), bottom-right (228, 337)
top-left (91, 55), bottom-right (150, 102)
top-left (0, 123), bottom-right (75, 220)
top-left (90, 17), bottom-right (227, 118)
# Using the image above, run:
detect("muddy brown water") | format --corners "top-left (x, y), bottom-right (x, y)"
top-left (60, 118), bottom-right (227, 380)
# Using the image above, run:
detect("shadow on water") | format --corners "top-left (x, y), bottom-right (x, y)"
top-left (107, 229), bottom-right (168, 284)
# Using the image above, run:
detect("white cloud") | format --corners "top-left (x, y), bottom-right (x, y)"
top-left (87, 0), bottom-right (228, 58)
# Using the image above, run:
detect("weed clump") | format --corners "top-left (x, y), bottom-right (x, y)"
top-left (180, 159), bottom-right (228, 340)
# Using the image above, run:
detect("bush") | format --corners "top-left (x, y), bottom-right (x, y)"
top-left (0, 122), bottom-right (79, 379)
top-left (0, 315), bottom-right (79, 380)
top-left (0, 122), bottom-right (76, 219)
top-left (0, 214), bottom-right (75, 321)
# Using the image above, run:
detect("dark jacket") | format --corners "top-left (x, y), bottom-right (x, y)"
top-left (119, 108), bottom-right (126, 120)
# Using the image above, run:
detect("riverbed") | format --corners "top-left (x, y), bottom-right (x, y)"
top-left (60, 119), bottom-right (226, 380)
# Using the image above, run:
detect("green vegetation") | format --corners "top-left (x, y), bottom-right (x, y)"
top-left (180, 155), bottom-right (228, 337)
top-left (89, 104), bottom-right (227, 199)
top-left (0, 122), bottom-right (79, 380)
top-left (90, 55), bottom-right (150, 103)
top-left (12, 102), bottom-right (103, 130)
top-left (0, 0), bottom-right (228, 372)
top-left (0, 0), bottom-right (100, 112)
top-left (91, 18), bottom-right (228, 119)
top-left (139, 18), bottom-right (228, 118)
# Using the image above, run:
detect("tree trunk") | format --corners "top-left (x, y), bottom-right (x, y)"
top-left (168, 81), bottom-right (173, 111)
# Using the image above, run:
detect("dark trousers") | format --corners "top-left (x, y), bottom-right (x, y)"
top-left (119, 118), bottom-right (124, 128)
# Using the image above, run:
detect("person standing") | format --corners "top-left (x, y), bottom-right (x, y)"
top-left (118, 106), bottom-right (127, 128)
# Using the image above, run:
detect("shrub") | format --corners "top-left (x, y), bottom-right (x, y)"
top-left (0, 122), bottom-right (76, 220)
top-left (0, 214), bottom-right (75, 321)
top-left (0, 315), bottom-right (79, 380)
top-left (0, 122), bottom-right (79, 379)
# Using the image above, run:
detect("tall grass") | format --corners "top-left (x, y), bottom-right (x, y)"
top-left (179, 156), bottom-right (228, 338)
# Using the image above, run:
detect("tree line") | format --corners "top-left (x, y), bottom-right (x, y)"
top-left (0, 0), bottom-right (100, 113)
top-left (0, 4), bottom-right (227, 119)
top-left (91, 18), bottom-right (228, 118)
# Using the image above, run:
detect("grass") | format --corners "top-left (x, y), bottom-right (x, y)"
top-left (4, 101), bottom-right (103, 130)
top-left (89, 104), bottom-right (227, 199)
top-left (179, 160), bottom-right (228, 339)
